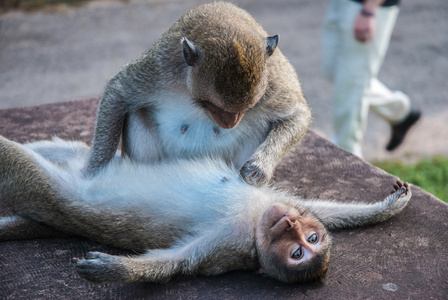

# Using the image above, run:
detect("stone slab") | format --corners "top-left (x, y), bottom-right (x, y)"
top-left (0, 99), bottom-right (446, 299)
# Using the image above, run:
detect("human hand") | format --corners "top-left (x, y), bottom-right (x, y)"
top-left (353, 12), bottom-right (375, 43)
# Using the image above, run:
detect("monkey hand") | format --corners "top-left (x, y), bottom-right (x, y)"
top-left (383, 180), bottom-right (412, 214)
top-left (240, 157), bottom-right (272, 187)
top-left (73, 252), bottom-right (131, 283)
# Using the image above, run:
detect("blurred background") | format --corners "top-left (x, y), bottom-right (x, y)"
top-left (1, 0), bottom-right (447, 199)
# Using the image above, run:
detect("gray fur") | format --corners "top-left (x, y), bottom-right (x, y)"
top-left (0, 136), bottom-right (412, 283)
top-left (84, 2), bottom-right (312, 187)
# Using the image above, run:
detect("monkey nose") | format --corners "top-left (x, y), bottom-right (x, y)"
top-left (286, 219), bottom-right (301, 234)
top-left (286, 219), bottom-right (297, 231)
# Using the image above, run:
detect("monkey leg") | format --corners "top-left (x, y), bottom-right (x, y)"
top-left (0, 136), bottom-right (72, 234)
top-left (0, 215), bottom-right (68, 241)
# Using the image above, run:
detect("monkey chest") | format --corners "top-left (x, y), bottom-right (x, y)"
top-left (126, 94), bottom-right (268, 166)
top-left (155, 101), bottom-right (244, 158)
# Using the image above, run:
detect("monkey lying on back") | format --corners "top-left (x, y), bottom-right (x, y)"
top-left (85, 2), bottom-right (312, 186)
top-left (0, 136), bottom-right (411, 284)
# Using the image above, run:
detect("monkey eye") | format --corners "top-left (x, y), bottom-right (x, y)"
top-left (307, 233), bottom-right (318, 244)
top-left (291, 246), bottom-right (303, 260)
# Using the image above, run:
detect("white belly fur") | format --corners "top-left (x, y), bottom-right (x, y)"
top-left (127, 91), bottom-right (269, 168)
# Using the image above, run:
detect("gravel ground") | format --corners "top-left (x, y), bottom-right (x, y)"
top-left (0, 0), bottom-right (447, 162)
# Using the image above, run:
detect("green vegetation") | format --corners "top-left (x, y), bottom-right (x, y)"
top-left (373, 156), bottom-right (448, 203)
top-left (1, 0), bottom-right (92, 11)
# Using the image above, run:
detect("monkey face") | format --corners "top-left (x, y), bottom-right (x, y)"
top-left (184, 36), bottom-right (270, 129)
top-left (191, 70), bottom-right (267, 129)
top-left (256, 204), bottom-right (331, 283)
top-left (190, 62), bottom-right (267, 129)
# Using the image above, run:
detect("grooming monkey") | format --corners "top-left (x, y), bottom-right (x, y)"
top-left (84, 2), bottom-right (312, 186)
top-left (0, 136), bottom-right (411, 283)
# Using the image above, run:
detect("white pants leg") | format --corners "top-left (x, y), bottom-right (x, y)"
top-left (368, 78), bottom-right (410, 125)
top-left (321, 0), bottom-right (410, 157)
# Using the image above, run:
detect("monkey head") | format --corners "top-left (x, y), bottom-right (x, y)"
top-left (181, 34), bottom-right (279, 129)
top-left (256, 203), bottom-right (331, 283)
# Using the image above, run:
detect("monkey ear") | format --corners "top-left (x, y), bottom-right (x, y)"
top-left (182, 37), bottom-right (200, 66)
top-left (265, 35), bottom-right (279, 57)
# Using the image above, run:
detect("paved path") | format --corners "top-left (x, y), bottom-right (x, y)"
top-left (1, 0), bottom-right (447, 162)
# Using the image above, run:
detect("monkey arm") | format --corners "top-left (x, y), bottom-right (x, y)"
top-left (74, 225), bottom-right (256, 283)
top-left (297, 182), bottom-right (412, 230)
top-left (84, 54), bottom-right (161, 177)
top-left (241, 105), bottom-right (311, 186)
top-left (84, 85), bottom-right (129, 176)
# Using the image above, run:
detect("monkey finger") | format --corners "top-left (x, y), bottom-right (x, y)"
top-left (402, 182), bottom-right (409, 194)
top-left (240, 162), bottom-right (269, 187)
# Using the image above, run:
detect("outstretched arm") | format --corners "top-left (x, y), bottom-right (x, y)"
top-left (73, 224), bottom-right (255, 283)
top-left (299, 181), bottom-right (412, 230)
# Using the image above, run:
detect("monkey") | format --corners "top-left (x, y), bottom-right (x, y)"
top-left (0, 136), bottom-right (412, 284)
top-left (84, 2), bottom-right (312, 186)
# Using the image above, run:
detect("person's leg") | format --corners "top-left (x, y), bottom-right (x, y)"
top-left (331, 0), bottom-right (371, 157)
top-left (366, 5), bottom-right (420, 151)
top-left (321, 0), bottom-right (341, 82)
top-left (366, 5), bottom-right (410, 125)
top-left (368, 78), bottom-right (410, 124)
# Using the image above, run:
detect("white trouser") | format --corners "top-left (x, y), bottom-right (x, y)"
top-left (321, 0), bottom-right (410, 157)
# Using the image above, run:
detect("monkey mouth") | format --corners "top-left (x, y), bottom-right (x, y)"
top-left (203, 101), bottom-right (244, 129)
top-left (212, 110), bottom-right (244, 129)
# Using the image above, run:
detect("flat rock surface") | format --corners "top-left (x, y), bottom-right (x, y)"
top-left (0, 99), bottom-right (446, 299)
